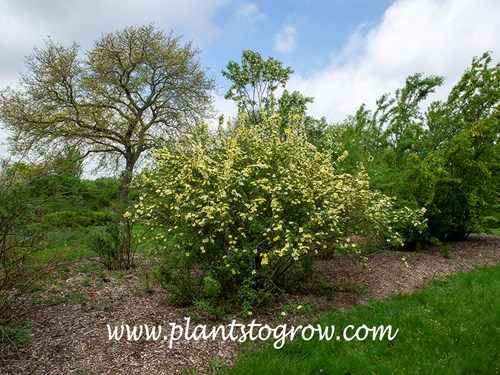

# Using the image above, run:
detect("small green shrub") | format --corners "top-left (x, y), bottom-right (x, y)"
top-left (475, 211), bottom-right (500, 235)
top-left (90, 212), bottom-right (136, 270)
top-left (0, 320), bottom-right (33, 345)
top-left (41, 210), bottom-right (112, 227)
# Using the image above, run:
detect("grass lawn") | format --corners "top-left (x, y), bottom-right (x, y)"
top-left (225, 264), bottom-right (500, 375)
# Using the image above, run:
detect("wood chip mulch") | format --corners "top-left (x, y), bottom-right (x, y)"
top-left (1, 234), bottom-right (499, 374)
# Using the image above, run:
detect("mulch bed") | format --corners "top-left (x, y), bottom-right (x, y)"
top-left (1, 234), bottom-right (499, 374)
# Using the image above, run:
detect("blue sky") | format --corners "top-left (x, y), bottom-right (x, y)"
top-left (0, 0), bottom-right (499, 158)
top-left (206, 0), bottom-right (393, 75)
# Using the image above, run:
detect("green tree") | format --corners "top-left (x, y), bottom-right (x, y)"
top-left (46, 146), bottom-right (84, 179)
top-left (330, 73), bottom-right (444, 197)
top-left (331, 52), bottom-right (499, 242)
top-left (423, 52), bottom-right (499, 240)
top-left (222, 50), bottom-right (330, 147)
top-left (0, 24), bottom-right (215, 203)
top-left (368, 73), bottom-right (444, 196)
top-left (222, 50), bottom-right (294, 123)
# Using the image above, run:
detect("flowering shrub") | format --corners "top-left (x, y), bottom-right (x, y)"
top-left (133, 114), bottom-right (426, 309)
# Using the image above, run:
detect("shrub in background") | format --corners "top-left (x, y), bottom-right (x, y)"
top-left (330, 52), bottom-right (499, 242)
top-left (41, 209), bottom-right (112, 227)
top-left (90, 210), bottom-right (136, 270)
top-left (0, 160), bottom-right (47, 323)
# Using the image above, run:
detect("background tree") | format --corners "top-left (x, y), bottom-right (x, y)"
top-left (0, 24), bottom-right (215, 203)
top-left (46, 146), bottom-right (84, 179)
top-left (423, 52), bottom-right (499, 240)
top-left (222, 50), bottom-right (329, 146)
top-left (330, 52), bottom-right (499, 242)
top-left (222, 50), bottom-right (294, 124)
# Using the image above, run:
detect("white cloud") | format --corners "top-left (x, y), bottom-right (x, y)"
top-left (233, 1), bottom-right (266, 32)
top-left (213, 94), bottom-right (238, 121)
top-left (274, 24), bottom-right (297, 53)
top-left (289, 0), bottom-right (500, 122)
top-left (0, 0), bottom-right (228, 89)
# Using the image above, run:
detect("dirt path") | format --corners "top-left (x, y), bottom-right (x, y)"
top-left (1, 235), bottom-right (499, 374)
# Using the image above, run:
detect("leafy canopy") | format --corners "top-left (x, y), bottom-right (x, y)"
top-left (331, 52), bottom-right (499, 241)
top-left (222, 50), bottom-right (293, 120)
top-left (0, 24), bottom-right (215, 202)
top-left (222, 50), bottom-right (329, 147)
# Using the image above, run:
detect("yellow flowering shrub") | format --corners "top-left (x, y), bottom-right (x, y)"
top-left (134, 113), bottom-right (426, 307)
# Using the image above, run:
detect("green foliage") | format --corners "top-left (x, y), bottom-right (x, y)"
top-left (28, 167), bottom-right (120, 229)
top-left (41, 210), bottom-right (112, 227)
top-left (475, 207), bottom-right (500, 235)
top-left (0, 320), bottom-right (33, 346)
top-left (331, 52), bottom-right (499, 243)
top-left (46, 146), bottom-right (84, 178)
top-left (0, 160), bottom-right (47, 321)
top-left (17, 158), bottom-right (119, 215)
top-left (90, 211), bottom-right (136, 270)
top-left (0, 24), bottom-right (215, 202)
top-left (422, 53), bottom-right (499, 240)
top-left (222, 50), bottom-right (331, 151)
top-left (134, 113), bottom-right (425, 310)
top-left (223, 50), bottom-right (294, 123)
top-left (92, 177), bottom-right (120, 206)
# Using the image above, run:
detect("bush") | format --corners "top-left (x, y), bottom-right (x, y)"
top-left (134, 114), bottom-right (426, 311)
top-left (41, 209), bottom-right (112, 227)
top-left (90, 211), bottom-right (136, 270)
top-left (90, 177), bottom-right (120, 208)
top-left (331, 53), bottom-right (499, 242)
top-left (0, 160), bottom-right (47, 323)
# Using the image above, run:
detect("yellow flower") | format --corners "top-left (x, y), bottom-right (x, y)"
top-left (261, 255), bottom-right (269, 266)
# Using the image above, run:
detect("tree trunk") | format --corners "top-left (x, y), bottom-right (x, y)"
top-left (118, 155), bottom-right (136, 205)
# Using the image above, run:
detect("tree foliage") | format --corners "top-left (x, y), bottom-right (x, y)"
top-left (222, 50), bottom-right (330, 148)
top-left (0, 161), bottom-right (46, 321)
top-left (331, 52), bottom-right (499, 242)
top-left (423, 52), bottom-right (499, 239)
top-left (222, 50), bottom-right (294, 123)
top-left (0, 24), bottom-right (215, 202)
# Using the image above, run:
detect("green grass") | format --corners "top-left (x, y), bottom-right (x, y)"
top-left (225, 265), bottom-right (500, 375)
top-left (32, 226), bottom-right (96, 263)
top-left (30, 222), bottom-right (156, 269)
